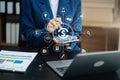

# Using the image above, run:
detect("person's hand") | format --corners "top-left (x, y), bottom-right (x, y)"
top-left (47, 18), bottom-right (62, 33)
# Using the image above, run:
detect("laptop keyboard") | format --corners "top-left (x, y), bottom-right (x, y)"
top-left (56, 66), bottom-right (68, 74)
top-left (47, 59), bottom-right (73, 74)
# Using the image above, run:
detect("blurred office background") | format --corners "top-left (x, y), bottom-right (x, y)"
top-left (0, 0), bottom-right (120, 52)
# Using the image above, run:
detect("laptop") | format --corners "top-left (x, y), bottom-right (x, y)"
top-left (46, 51), bottom-right (120, 78)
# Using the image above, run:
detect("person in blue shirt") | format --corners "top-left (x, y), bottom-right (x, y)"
top-left (21, 0), bottom-right (82, 59)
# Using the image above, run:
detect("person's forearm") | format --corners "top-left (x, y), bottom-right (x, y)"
top-left (23, 28), bottom-right (49, 47)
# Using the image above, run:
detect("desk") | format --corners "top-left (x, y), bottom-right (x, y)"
top-left (0, 46), bottom-right (120, 80)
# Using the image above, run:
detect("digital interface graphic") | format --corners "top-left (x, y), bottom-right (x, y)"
top-left (40, 6), bottom-right (80, 59)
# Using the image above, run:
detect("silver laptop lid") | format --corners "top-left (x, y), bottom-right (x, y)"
top-left (63, 50), bottom-right (120, 77)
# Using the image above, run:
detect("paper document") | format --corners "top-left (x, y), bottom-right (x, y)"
top-left (0, 50), bottom-right (38, 72)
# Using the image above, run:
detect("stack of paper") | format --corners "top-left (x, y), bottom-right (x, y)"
top-left (0, 50), bottom-right (38, 72)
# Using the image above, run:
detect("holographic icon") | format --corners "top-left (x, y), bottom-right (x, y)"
top-left (44, 34), bottom-right (52, 43)
top-left (65, 46), bottom-right (72, 52)
top-left (44, 13), bottom-right (47, 18)
top-left (62, 8), bottom-right (65, 13)
top-left (80, 14), bottom-right (83, 18)
top-left (35, 30), bottom-right (41, 37)
top-left (55, 46), bottom-right (59, 51)
top-left (59, 53), bottom-right (68, 59)
top-left (60, 7), bottom-right (67, 14)
top-left (43, 49), bottom-right (47, 53)
top-left (65, 15), bottom-right (73, 22)
top-left (66, 17), bottom-right (72, 22)
top-left (53, 23), bottom-right (75, 44)
top-left (42, 12), bottom-right (49, 20)
top-left (41, 47), bottom-right (48, 55)
top-left (73, 24), bottom-right (81, 33)
top-left (53, 44), bottom-right (61, 52)
top-left (83, 29), bottom-right (92, 38)
top-left (86, 30), bottom-right (91, 36)
top-left (58, 28), bottom-right (69, 39)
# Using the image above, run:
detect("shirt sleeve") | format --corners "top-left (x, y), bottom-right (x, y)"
top-left (70, 0), bottom-right (82, 51)
top-left (21, 0), bottom-right (49, 47)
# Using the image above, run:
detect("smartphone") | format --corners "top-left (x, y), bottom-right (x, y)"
top-left (54, 36), bottom-right (79, 44)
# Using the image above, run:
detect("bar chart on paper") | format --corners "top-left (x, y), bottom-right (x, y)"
top-left (0, 50), bottom-right (38, 72)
